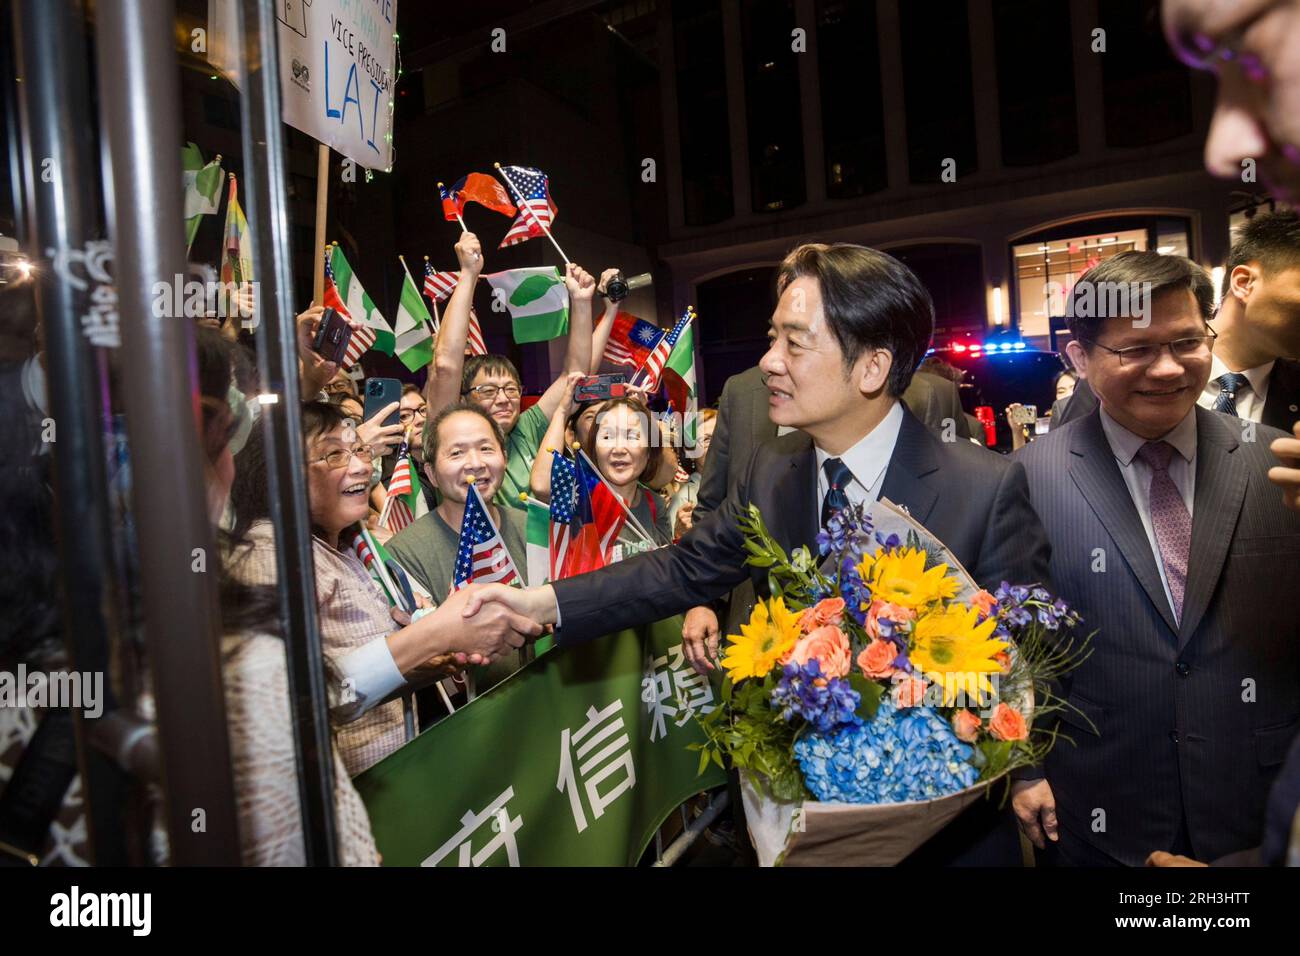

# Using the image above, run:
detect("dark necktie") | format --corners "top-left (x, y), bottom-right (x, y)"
top-left (821, 457), bottom-right (853, 528)
top-left (1136, 441), bottom-right (1191, 621)
top-left (1212, 372), bottom-right (1248, 416)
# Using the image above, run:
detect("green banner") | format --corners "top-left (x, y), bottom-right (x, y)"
top-left (354, 616), bottom-right (727, 866)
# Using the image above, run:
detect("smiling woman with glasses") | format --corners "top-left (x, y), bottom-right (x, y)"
top-left (226, 401), bottom-right (539, 776)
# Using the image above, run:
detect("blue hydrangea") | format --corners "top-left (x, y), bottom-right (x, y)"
top-left (771, 659), bottom-right (860, 733)
top-left (794, 700), bottom-right (980, 803)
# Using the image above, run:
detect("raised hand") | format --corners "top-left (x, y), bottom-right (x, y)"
top-left (296, 304), bottom-right (336, 393)
top-left (597, 267), bottom-right (621, 303)
top-left (455, 231), bottom-right (484, 277)
top-left (356, 402), bottom-right (405, 457)
top-left (565, 263), bottom-right (596, 302)
top-left (681, 605), bottom-right (720, 675)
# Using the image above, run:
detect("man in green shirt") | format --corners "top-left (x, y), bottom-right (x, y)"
top-left (424, 230), bottom-right (597, 508)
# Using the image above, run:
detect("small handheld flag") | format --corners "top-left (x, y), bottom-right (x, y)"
top-left (452, 482), bottom-right (520, 591)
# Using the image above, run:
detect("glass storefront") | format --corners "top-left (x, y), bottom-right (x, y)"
top-left (1010, 215), bottom-right (1192, 347)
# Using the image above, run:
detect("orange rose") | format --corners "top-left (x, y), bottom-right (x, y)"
top-left (892, 675), bottom-right (927, 708)
top-left (994, 650), bottom-right (1013, 675)
top-left (786, 625), bottom-right (852, 679)
top-left (952, 709), bottom-right (981, 743)
top-left (797, 597), bottom-right (846, 633)
top-left (970, 589), bottom-right (998, 617)
top-left (989, 702), bottom-right (1028, 741)
top-left (865, 600), bottom-right (916, 641)
top-left (857, 639), bottom-right (898, 680)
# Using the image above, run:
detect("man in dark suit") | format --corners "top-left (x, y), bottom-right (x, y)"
top-left (469, 242), bottom-right (1052, 864)
top-left (1053, 210), bottom-right (1300, 433)
top-left (682, 366), bottom-right (975, 668)
top-left (1013, 250), bottom-right (1300, 866)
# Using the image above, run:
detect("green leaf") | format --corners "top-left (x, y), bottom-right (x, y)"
top-left (697, 747), bottom-right (712, 777)
top-left (711, 748), bottom-right (726, 770)
top-left (721, 678), bottom-right (733, 704)
top-left (847, 673), bottom-right (884, 719)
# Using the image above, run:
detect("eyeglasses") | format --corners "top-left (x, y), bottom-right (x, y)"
top-left (465, 383), bottom-right (521, 402)
top-left (310, 444), bottom-right (375, 469)
top-left (398, 405), bottom-right (427, 424)
top-left (1087, 329), bottom-right (1217, 368)
top-left (323, 380), bottom-right (354, 395)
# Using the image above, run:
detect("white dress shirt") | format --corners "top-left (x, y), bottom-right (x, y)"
top-left (1198, 354), bottom-right (1274, 422)
top-left (1098, 407), bottom-right (1198, 618)
top-left (814, 400), bottom-right (906, 518)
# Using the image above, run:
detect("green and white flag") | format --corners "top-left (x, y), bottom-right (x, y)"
top-left (522, 496), bottom-right (554, 654)
top-left (484, 267), bottom-right (569, 344)
top-left (664, 319), bottom-right (699, 446)
top-left (182, 142), bottom-right (222, 254)
top-left (393, 266), bottom-right (435, 372)
top-left (330, 246), bottom-right (395, 355)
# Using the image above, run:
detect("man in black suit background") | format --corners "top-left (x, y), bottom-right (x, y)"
top-left (1012, 250), bottom-right (1300, 866)
top-left (680, 364), bottom-right (975, 672)
top-left (468, 242), bottom-right (1052, 864)
top-left (1052, 210), bottom-right (1300, 432)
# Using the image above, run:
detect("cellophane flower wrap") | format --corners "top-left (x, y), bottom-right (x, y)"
top-left (690, 498), bottom-right (1091, 864)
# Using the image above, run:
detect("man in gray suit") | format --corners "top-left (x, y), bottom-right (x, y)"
top-left (680, 366), bottom-right (974, 672)
top-left (1013, 251), bottom-right (1300, 866)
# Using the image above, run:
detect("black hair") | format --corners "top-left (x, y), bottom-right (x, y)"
top-left (461, 354), bottom-right (522, 395)
top-left (1065, 251), bottom-right (1214, 345)
top-left (1222, 209), bottom-right (1300, 299)
top-left (774, 242), bottom-right (934, 397)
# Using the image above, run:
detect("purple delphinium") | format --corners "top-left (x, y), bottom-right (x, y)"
top-left (771, 659), bottom-right (861, 733)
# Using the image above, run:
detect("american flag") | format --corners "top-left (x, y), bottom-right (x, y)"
top-left (602, 312), bottom-right (663, 368)
top-left (382, 450), bottom-right (417, 532)
top-left (497, 166), bottom-right (556, 249)
top-left (634, 308), bottom-right (693, 390)
top-left (452, 482), bottom-right (519, 591)
top-left (324, 253), bottom-right (373, 370)
top-left (422, 260), bottom-right (459, 302)
top-left (467, 306), bottom-right (487, 356)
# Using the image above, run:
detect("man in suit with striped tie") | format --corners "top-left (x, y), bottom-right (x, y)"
top-left (1012, 250), bottom-right (1300, 866)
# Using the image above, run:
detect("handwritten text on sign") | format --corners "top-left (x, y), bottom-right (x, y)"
top-left (277, 0), bottom-right (398, 170)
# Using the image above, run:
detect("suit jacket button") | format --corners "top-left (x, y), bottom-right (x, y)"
top-left (1169, 730), bottom-right (1181, 744)
top-left (1176, 661), bottom-right (1190, 677)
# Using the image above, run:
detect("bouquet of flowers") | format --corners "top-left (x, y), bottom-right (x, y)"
top-left (691, 498), bottom-right (1090, 865)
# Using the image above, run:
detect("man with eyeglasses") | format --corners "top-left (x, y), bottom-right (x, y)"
top-left (1009, 250), bottom-right (1300, 867)
top-left (424, 231), bottom-right (597, 509)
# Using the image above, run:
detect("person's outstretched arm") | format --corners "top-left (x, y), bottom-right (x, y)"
top-left (426, 232), bottom-right (484, 414)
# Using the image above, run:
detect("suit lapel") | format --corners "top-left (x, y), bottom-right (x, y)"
top-left (773, 435), bottom-right (819, 555)
top-left (1177, 408), bottom-right (1248, 647)
top-left (1067, 411), bottom-right (1180, 636)
top-left (879, 409), bottom-right (940, 527)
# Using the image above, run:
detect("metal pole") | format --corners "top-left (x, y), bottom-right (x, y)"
top-left (235, 0), bottom-right (338, 865)
top-left (93, 0), bottom-right (241, 864)
top-left (11, 0), bottom-right (133, 866)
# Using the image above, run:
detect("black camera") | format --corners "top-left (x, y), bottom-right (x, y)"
top-left (601, 271), bottom-right (651, 304)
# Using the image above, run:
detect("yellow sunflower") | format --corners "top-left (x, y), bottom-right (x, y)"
top-left (720, 597), bottom-right (802, 683)
top-left (910, 604), bottom-right (1009, 705)
top-left (857, 547), bottom-right (960, 610)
